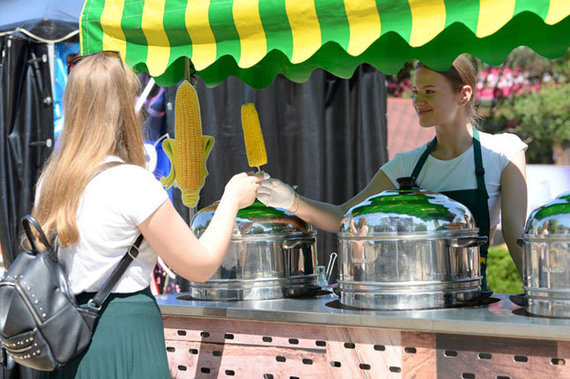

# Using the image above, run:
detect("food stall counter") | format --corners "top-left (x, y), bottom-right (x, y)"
top-left (157, 294), bottom-right (570, 378)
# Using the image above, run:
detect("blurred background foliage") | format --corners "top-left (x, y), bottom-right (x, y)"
top-left (479, 47), bottom-right (570, 164)
top-left (487, 245), bottom-right (524, 294)
top-left (386, 47), bottom-right (570, 164)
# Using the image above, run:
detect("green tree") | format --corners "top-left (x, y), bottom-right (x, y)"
top-left (480, 47), bottom-right (570, 163)
top-left (502, 82), bottom-right (570, 163)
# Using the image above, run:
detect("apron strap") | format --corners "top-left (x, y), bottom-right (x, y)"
top-left (471, 127), bottom-right (491, 290)
top-left (411, 137), bottom-right (437, 182)
top-left (472, 127), bottom-right (489, 200)
top-left (408, 126), bottom-right (492, 290)
top-left (410, 128), bottom-right (489, 203)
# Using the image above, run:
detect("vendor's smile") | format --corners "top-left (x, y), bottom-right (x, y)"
top-left (416, 108), bottom-right (432, 116)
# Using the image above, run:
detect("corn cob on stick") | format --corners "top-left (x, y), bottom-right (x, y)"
top-left (241, 103), bottom-right (267, 171)
top-left (161, 80), bottom-right (214, 208)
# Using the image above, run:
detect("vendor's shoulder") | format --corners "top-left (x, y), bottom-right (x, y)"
top-left (478, 129), bottom-right (524, 147)
top-left (392, 143), bottom-right (428, 161)
top-left (478, 129), bottom-right (527, 159)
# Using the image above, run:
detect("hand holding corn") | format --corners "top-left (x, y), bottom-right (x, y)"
top-left (161, 80), bottom-right (214, 208)
top-left (222, 172), bottom-right (264, 210)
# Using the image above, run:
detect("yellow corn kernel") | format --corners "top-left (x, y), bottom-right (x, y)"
top-left (241, 103), bottom-right (267, 168)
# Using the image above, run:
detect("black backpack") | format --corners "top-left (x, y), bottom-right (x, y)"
top-left (0, 215), bottom-right (142, 371)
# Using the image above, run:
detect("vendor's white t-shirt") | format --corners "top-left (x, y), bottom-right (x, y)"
top-left (55, 158), bottom-right (168, 294)
top-left (381, 131), bottom-right (527, 229)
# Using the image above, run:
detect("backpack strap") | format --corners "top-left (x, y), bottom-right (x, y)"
top-left (22, 215), bottom-right (53, 253)
top-left (85, 234), bottom-right (145, 313)
top-left (25, 160), bottom-right (143, 314)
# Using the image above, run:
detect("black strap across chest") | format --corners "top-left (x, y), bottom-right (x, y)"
top-left (410, 126), bottom-right (488, 201)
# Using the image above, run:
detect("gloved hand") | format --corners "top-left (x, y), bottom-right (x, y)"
top-left (257, 178), bottom-right (296, 210)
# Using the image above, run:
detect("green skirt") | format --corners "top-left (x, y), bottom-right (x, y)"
top-left (38, 288), bottom-right (170, 379)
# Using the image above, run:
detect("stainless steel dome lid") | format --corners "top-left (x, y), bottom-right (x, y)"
top-left (523, 191), bottom-right (570, 239)
top-left (339, 177), bottom-right (477, 238)
top-left (191, 200), bottom-right (314, 239)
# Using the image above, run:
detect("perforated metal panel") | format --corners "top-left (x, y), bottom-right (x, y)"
top-left (163, 316), bottom-right (570, 378)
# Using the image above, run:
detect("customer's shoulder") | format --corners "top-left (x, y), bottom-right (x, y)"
top-left (96, 163), bottom-right (157, 185)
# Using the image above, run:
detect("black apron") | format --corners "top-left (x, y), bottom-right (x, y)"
top-left (411, 127), bottom-right (491, 290)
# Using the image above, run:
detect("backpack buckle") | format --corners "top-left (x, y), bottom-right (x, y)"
top-left (86, 299), bottom-right (102, 312)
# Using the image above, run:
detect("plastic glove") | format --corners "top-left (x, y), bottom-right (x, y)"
top-left (257, 178), bottom-right (295, 210)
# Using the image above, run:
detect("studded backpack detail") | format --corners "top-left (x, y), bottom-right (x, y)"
top-left (0, 215), bottom-right (142, 371)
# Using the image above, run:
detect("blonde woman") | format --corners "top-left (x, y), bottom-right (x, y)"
top-left (34, 52), bottom-right (261, 378)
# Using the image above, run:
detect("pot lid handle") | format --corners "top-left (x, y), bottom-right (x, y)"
top-left (396, 176), bottom-right (418, 190)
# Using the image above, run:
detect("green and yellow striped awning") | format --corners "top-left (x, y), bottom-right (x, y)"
top-left (80, 0), bottom-right (570, 88)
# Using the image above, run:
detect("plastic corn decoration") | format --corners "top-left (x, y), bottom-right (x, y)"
top-left (161, 80), bottom-right (214, 208)
top-left (241, 103), bottom-right (267, 170)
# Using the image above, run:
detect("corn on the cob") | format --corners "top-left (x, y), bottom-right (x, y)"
top-left (161, 80), bottom-right (214, 208)
top-left (241, 103), bottom-right (267, 169)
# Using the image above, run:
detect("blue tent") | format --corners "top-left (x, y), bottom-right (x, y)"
top-left (0, 0), bottom-right (83, 41)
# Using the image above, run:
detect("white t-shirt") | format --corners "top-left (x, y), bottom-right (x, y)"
top-left (54, 158), bottom-right (168, 294)
top-left (381, 131), bottom-right (527, 229)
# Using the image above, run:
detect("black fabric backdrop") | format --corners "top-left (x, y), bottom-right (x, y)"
top-left (0, 37), bottom-right (54, 268)
top-left (0, 37), bottom-right (53, 379)
top-left (164, 65), bottom-right (388, 285)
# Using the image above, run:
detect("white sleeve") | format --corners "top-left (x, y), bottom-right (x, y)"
top-left (497, 133), bottom-right (528, 170)
top-left (380, 144), bottom-right (428, 187)
top-left (117, 165), bottom-right (169, 226)
top-left (380, 152), bottom-right (410, 187)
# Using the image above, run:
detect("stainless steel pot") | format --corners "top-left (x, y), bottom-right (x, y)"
top-left (337, 177), bottom-right (487, 310)
top-left (520, 191), bottom-right (570, 318)
top-left (188, 200), bottom-right (318, 300)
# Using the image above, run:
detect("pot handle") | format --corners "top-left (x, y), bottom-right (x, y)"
top-left (282, 237), bottom-right (316, 250)
top-left (284, 284), bottom-right (321, 298)
top-left (456, 289), bottom-right (493, 303)
top-left (449, 236), bottom-right (488, 248)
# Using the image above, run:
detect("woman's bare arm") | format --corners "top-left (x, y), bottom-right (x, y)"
top-left (500, 150), bottom-right (527, 280)
top-left (138, 173), bottom-right (260, 282)
top-left (293, 169), bottom-right (396, 232)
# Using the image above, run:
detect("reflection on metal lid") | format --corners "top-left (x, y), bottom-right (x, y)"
top-left (524, 192), bottom-right (570, 238)
top-left (339, 187), bottom-right (476, 237)
top-left (192, 200), bottom-right (314, 238)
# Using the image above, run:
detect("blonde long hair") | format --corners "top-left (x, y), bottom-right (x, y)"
top-left (32, 53), bottom-right (145, 247)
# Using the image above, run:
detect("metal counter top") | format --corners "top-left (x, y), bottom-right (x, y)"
top-left (156, 293), bottom-right (570, 342)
